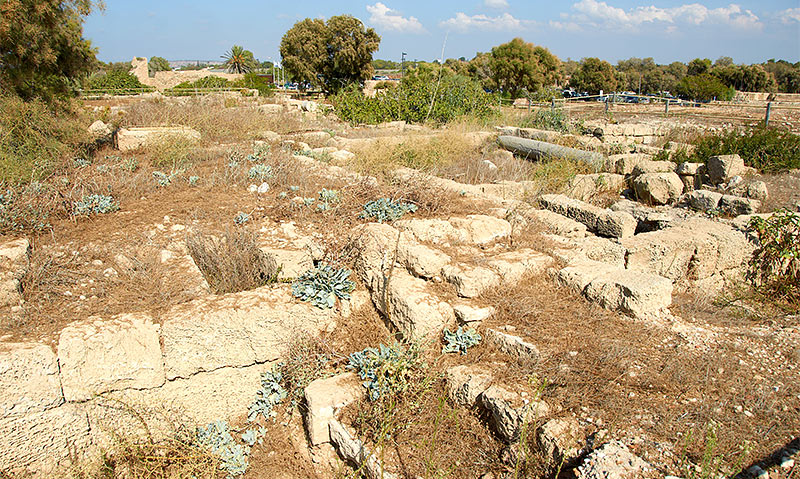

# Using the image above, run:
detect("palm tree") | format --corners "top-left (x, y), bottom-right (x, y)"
top-left (221, 45), bottom-right (254, 74)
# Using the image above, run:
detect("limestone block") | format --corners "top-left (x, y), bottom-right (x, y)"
top-left (442, 264), bottom-right (501, 298)
top-left (707, 154), bottom-right (745, 185)
top-left (632, 172), bottom-right (684, 205)
top-left (486, 249), bottom-right (554, 283)
top-left (304, 373), bottom-right (365, 446)
top-left (445, 365), bottom-right (494, 407)
top-left (584, 270), bottom-right (673, 318)
top-left (0, 342), bottom-right (63, 416)
top-left (487, 329), bottom-right (540, 366)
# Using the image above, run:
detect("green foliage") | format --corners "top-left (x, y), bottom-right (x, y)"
top-left (221, 45), bottom-right (256, 74)
top-left (86, 69), bottom-right (153, 93)
top-left (690, 126), bottom-right (800, 172)
top-left (241, 427), bottom-right (267, 447)
top-left (712, 63), bottom-right (773, 92)
top-left (489, 38), bottom-right (561, 99)
top-left (172, 76), bottom-right (231, 90)
top-left (0, 95), bottom-right (88, 183)
top-left (247, 164), bottom-right (273, 181)
top-left (570, 57), bottom-right (617, 94)
top-left (675, 73), bottom-right (734, 101)
top-left (0, 183), bottom-right (57, 232)
top-left (247, 369), bottom-right (288, 422)
top-left (0, 0), bottom-right (100, 103)
top-left (234, 212), bottom-right (250, 225)
top-left (73, 194), bottom-right (119, 216)
top-left (195, 421), bottom-right (249, 477)
top-left (316, 188), bottom-right (340, 211)
top-left (332, 66), bottom-right (495, 125)
top-left (291, 264), bottom-right (355, 309)
top-left (519, 108), bottom-right (571, 133)
top-left (233, 73), bottom-right (275, 96)
top-left (280, 15), bottom-right (380, 93)
top-left (373, 59), bottom-right (400, 70)
top-left (347, 343), bottom-right (421, 401)
top-left (360, 198), bottom-right (418, 223)
top-left (747, 210), bottom-right (800, 306)
top-left (148, 56), bottom-right (171, 75)
top-left (442, 327), bottom-right (481, 355)
top-left (688, 58), bottom-right (712, 76)
top-left (152, 171), bottom-right (173, 187)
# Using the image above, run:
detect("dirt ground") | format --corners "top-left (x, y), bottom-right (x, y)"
top-left (2, 94), bottom-right (799, 479)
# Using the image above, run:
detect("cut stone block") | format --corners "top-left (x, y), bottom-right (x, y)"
top-left (0, 342), bottom-right (63, 416)
top-left (445, 364), bottom-right (494, 408)
top-left (304, 373), bottom-right (365, 446)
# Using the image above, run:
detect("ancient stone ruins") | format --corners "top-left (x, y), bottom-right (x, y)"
top-left (2, 97), bottom-right (799, 479)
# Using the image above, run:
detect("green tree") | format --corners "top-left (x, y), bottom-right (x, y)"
top-left (221, 45), bottom-right (256, 74)
top-left (675, 73), bottom-right (734, 101)
top-left (570, 57), bottom-right (617, 94)
top-left (280, 15), bottom-right (380, 93)
top-left (0, 0), bottom-right (101, 103)
top-left (688, 58), bottom-right (712, 76)
top-left (713, 64), bottom-right (774, 92)
top-left (148, 56), bottom-right (171, 75)
top-left (488, 38), bottom-right (560, 99)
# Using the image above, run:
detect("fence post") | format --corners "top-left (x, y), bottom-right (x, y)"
top-left (765, 102), bottom-right (772, 127)
top-left (528, 98), bottom-right (532, 113)
top-left (551, 98), bottom-right (555, 112)
top-left (665, 100), bottom-right (669, 115)
top-left (604, 97), bottom-right (609, 114)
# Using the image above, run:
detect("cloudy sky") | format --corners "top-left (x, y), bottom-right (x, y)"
top-left (84, 0), bottom-right (800, 65)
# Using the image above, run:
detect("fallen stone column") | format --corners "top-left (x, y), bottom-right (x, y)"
top-left (497, 135), bottom-right (605, 167)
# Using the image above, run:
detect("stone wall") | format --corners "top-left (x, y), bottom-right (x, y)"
top-left (131, 57), bottom-right (243, 90)
top-left (0, 282), bottom-right (366, 475)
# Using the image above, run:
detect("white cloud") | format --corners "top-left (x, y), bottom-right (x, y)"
top-left (439, 12), bottom-right (535, 31)
top-left (779, 7), bottom-right (800, 24)
top-left (484, 0), bottom-right (510, 8)
top-left (366, 3), bottom-right (425, 33)
top-left (562, 0), bottom-right (763, 32)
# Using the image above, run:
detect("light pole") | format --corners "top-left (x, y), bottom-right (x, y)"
top-left (401, 52), bottom-right (407, 78)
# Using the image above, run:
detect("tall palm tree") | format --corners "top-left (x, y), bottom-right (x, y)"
top-left (221, 45), bottom-right (254, 74)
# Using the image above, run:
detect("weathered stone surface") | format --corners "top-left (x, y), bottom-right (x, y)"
top-left (58, 313), bottom-right (164, 402)
top-left (445, 364), bottom-right (494, 407)
top-left (349, 221), bottom-right (450, 279)
top-left (487, 329), bottom-right (540, 365)
top-left (630, 160), bottom-right (676, 177)
top-left (0, 238), bottom-right (30, 307)
top-left (567, 173), bottom-right (626, 201)
top-left (0, 404), bottom-right (90, 472)
top-left (379, 269), bottom-right (454, 339)
top-left (260, 246), bottom-right (313, 280)
top-left (88, 120), bottom-right (112, 141)
top-left (686, 189), bottom-right (723, 211)
top-left (443, 264), bottom-right (501, 298)
top-left (540, 194), bottom-right (636, 238)
top-left (454, 304), bottom-right (495, 325)
top-left (330, 419), bottom-right (400, 479)
top-left (104, 363), bottom-right (271, 426)
top-left (676, 162), bottom-right (704, 175)
top-left (525, 209), bottom-right (588, 238)
top-left (161, 285), bottom-right (337, 379)
top-left (449, 215), bottom-right (512, 245)
top-left (399, 241), bottom-right (451, 279)
top-left (479, 385), bottom-right (550, 443)
top-left (575, 441), bottom-right (651, 479)
top-left (115, 126), bottom-right (200, 152)
top-left (583, 270), bottom-right (673, 318)
top-left (553, 235), bottom-right (627, 268)
top-left (538, 417), bottom-right (582, 467)
top-left (394, 218), bottom-right (469, 245)
top-left (621, 218), bottom-right (754, 282)
top-left (329, 149), bottom-right (356, 162)
top-left (305, 373), bottom-right (365, 446)
top-left (256, 129), bottom-right (281, 141)
top-left (555, 260), bottom-right (621, 293)
top-left (611, 153), bottom-right (651, 175)
top-left (486, 249), bottom-right (554, 283)
top-left (746, 180), bottom-right (769, 201)
top-left (632, 172), bottom-right (684, 205)
top-left (719, 194), bottom-right (760, 215)
top-left (707, 154), bottom-right (745, 185)
top-left (0, 343), bottom-right (63, 416)
top-left (163, 253), bottom-right (210, 296)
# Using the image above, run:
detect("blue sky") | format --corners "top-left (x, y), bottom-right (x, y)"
top-left (84, 1), bottom-right (800, 65)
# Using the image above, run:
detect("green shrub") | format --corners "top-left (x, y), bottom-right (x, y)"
top-left (172, 76), bottom-right (231, 90)
top-left (518, 108), bottom-right (571, 133)
top-left (347, 343), bottom-right (421, 401)
top-left (86, 70), bottom-right (153, 93)
top-left (747, 210), bottom-right (800, 306)
top-left (332, 66), bottom-right (496, 125)
top-left (691, 126), bottom-right (800, 172)
top-left (0, 95), bottom-right (88, 184)
top-left (232, 73), bottom-right (275, 97)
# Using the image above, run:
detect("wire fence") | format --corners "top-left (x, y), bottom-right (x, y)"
top-left (498, 93), bottom-right (800, 129)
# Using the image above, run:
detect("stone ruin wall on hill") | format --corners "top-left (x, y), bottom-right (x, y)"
top-left (131, 57), bottom-right (243, 90)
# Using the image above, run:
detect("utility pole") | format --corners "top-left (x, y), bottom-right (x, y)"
top-left (401, 52), bottom-right (407, 79)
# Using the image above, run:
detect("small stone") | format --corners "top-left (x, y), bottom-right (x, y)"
top-left (170, 224), bottom-right (185, 232)
top-left (779, 455), bottom-right (794, 469)
top-left (746, 465), bottom-right (767, 479)
top-left (257, 182), bottom-right (270, 194)
top-left (247, 184), bottom-right (258, 193)
top-left (91, 259), bottom-right (103, 266)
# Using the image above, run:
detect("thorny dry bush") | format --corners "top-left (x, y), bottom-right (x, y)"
top-left (186, 228), bottom-right (277, 294)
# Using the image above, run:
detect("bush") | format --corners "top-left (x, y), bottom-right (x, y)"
top-left (291, 264), bottom-right (355, 309)
top-left (86, 70), bottom-right (153, 93)
top-left (232, 73), bottom-right (275, 97)
top-left (186, 229), bottom-right (276, 294)
top-left (0, 95), bottom-right (88, 183)
top-left (172, 76), bottom-right (231, 90)
top-left (332, 66), bottom-right (496, 125)
top-left (690, 126), bottom-right (800, 172)
top-left (518, 108), bottom-right (571, 133)
top-left (347, 343), bottom-right (421, 401)
top-left (747, 210), bottom-right (800, 306)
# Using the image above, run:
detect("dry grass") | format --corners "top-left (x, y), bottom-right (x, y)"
top-left (143, 133), bottom-right (201, 170)
top-left (186, 228), bottom-right (276, 294)
top-left (123, 96), bottom-right (304, 143)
